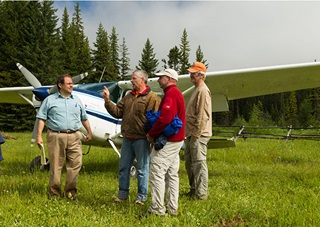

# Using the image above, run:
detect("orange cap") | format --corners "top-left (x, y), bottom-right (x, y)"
top-left (187, 62), bottom-right (207, 73)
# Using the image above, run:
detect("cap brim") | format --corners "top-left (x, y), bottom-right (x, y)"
top-left (187, 68), bottom-right (198, 73)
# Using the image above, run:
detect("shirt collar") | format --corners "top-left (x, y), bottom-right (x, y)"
top-left (131, 86), bottom-right (150, 96)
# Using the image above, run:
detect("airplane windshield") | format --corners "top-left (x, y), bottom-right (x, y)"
top-left (77, 82), bottom-right (121, 103)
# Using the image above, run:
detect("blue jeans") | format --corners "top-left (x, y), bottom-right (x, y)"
top-left (118, 138), bottom-right (150, 202)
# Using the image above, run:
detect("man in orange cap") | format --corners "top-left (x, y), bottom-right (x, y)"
top-left (185, 62), bottom-right (212, 200)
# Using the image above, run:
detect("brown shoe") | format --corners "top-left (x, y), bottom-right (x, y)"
top-left (134, 199), bottom-right (144, 205)
top-left (114, 197), bottom-right (127, 203)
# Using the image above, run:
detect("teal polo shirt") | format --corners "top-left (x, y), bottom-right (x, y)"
top-left (36, 92), bottom-right (88, 131)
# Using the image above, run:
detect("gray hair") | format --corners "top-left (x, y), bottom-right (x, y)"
top-left (132, 69), bottom-right (148, 83)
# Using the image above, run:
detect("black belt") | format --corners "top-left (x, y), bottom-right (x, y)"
top-left (49, 128), bottom-right (78, 134)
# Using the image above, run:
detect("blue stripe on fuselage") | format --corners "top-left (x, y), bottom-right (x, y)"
top-left (85, 109), bottom-right (121, 125)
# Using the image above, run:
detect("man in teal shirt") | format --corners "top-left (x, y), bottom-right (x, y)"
top-left (36, 74), bottom-right (92, 200)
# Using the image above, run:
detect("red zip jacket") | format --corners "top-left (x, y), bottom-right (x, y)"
top-left (148, 85), bottom-right (186, 142)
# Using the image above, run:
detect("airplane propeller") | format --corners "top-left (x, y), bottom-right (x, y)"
top-left (16, 63), bottom-right (88, 148)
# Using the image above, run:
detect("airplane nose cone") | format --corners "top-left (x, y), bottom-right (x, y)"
top-left (32, 87), bottom-right (50, 101)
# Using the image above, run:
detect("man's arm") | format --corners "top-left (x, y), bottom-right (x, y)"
top-left (36, 119), bottom-right (45, 147)
top-left (81, 119), bottom-right (92, 142)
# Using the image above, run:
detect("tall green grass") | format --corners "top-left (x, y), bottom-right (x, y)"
top-left (1, 132), bottom-right (320, 226)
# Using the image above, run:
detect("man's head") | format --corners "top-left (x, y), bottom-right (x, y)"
top-left (131, 69), bottom-right (148, 92)
top-left (57, 74), bottom-right (73, 94)
top-left (155, 68), bottom-right (179, 90)
top-left (187, 62), bottom-right (207, 86)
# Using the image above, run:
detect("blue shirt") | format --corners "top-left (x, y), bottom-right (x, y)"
top-left (36, 92), bottom-right (88, 131)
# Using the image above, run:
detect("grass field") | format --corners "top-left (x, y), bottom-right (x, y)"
top-left (1, 132), bottom-right (320, 226)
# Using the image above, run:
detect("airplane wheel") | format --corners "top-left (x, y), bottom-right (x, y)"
top-left (29, 156), bottom-right (50, 174)
top-left (130, 160), bottom-right (138, 179)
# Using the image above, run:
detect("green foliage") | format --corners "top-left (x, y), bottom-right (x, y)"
top-left (119, 38), bottom-right (131, 79)
top-left (299, 98), bottom-right (316, 127)
top-left (109, 26), bottom-right (120, 80)
top-left (137, 38), bottom-right (159, 77)
top-left (285, 91), bottom-right (299, 127)
top-left (178, 29), bottom-right (191, 74)
top-left (2, 132), bottom-right (320, 226)
top-left (249, 101), bottom-right (274, 126)
top-left (162, 46), bottom-right (181, 71)
top-left (195, 45), bottom-right (209, 70)
top-left (91, 23), bottom-right (112, 82)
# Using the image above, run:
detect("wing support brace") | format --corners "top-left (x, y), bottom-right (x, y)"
top-left (108, 132), bottom-right (122, 158)
top-left (212, 94), bottom-right (229, 112)
top-left (18, 93), bottom-right (33, 106)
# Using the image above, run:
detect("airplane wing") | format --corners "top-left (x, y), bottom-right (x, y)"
top-left (131, 62), bottom-right (320, 112)
top-left (0, 86), bottom-right (34, 105)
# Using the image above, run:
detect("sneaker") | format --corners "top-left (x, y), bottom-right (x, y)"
top-left (114, 197), bottom-right (127, 203)
top-left (134, 199), bottom-right (144, 205)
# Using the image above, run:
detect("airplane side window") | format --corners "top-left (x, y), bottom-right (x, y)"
top-left (109, 85), bottom-right (121, 103)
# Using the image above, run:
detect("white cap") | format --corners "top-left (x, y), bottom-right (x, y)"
top-left (155, 68), bottom-right (179, 81)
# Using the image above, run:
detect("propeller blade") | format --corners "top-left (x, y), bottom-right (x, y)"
top-left (72, 72), bottom-right (88, 84)
top-left (16, 63), bottom-right (42, 88)
top-left (48, 85), bottom-right (58, 94)
top-left (48, 72), bottom-right (88, 94)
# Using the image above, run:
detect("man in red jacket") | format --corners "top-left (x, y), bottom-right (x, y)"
top-left (146, 68), bottom-right (186, 217)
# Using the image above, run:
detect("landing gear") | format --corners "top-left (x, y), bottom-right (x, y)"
top-left (29, 156), bottom-right (50, 174)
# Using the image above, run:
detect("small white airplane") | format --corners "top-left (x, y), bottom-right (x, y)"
top-left (1, 61), bottom-right (320, 171)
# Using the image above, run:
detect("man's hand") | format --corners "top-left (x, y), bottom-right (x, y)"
top-left (84, 132), bottom-right (92, 142)
top-left (102, 86), bottom-right (110, 103)
top-left (36, 135), bottom-right (43, 149)
top-left (146, 133), bottom-right (154, 143)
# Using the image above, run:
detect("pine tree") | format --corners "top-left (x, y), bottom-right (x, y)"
top-left (298, 98), bottom-right (315, 127)
top-left (0, 1), bottom-right (29, 87)
top-left (285, 91), bottom-right (299, 127)
top-left (162, 46), bottom-right (180, 71)
top-left (119, 37), bottom-right (131, 79)
top-left (179, 28), bottom-right (190, 74)
top-left (91, 23), bottom-right (113, 82)
top-left (0, 1), bottom-right (60, 131)
top-left (137, 38), bottom-right (158, 77)
top-left (37, 0), bottom-right (62, 84)
top-left (67, 2), bottom-right (91, 76)
top-left (195, 45), bottom-right (209, 70)
top-left (312, 88), bottom-right (320, 122)
top-left (109, 26), bottom-right (120, 80)
top-left (60, 6), bottom-right (75, 72)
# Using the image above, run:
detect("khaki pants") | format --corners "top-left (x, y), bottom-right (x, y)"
top-left (47, 130), bottom-right (82, 196)
top-left (184, 136), bottom-right (210, 198)
top-left (148, 141), bottom-right (183, 215)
